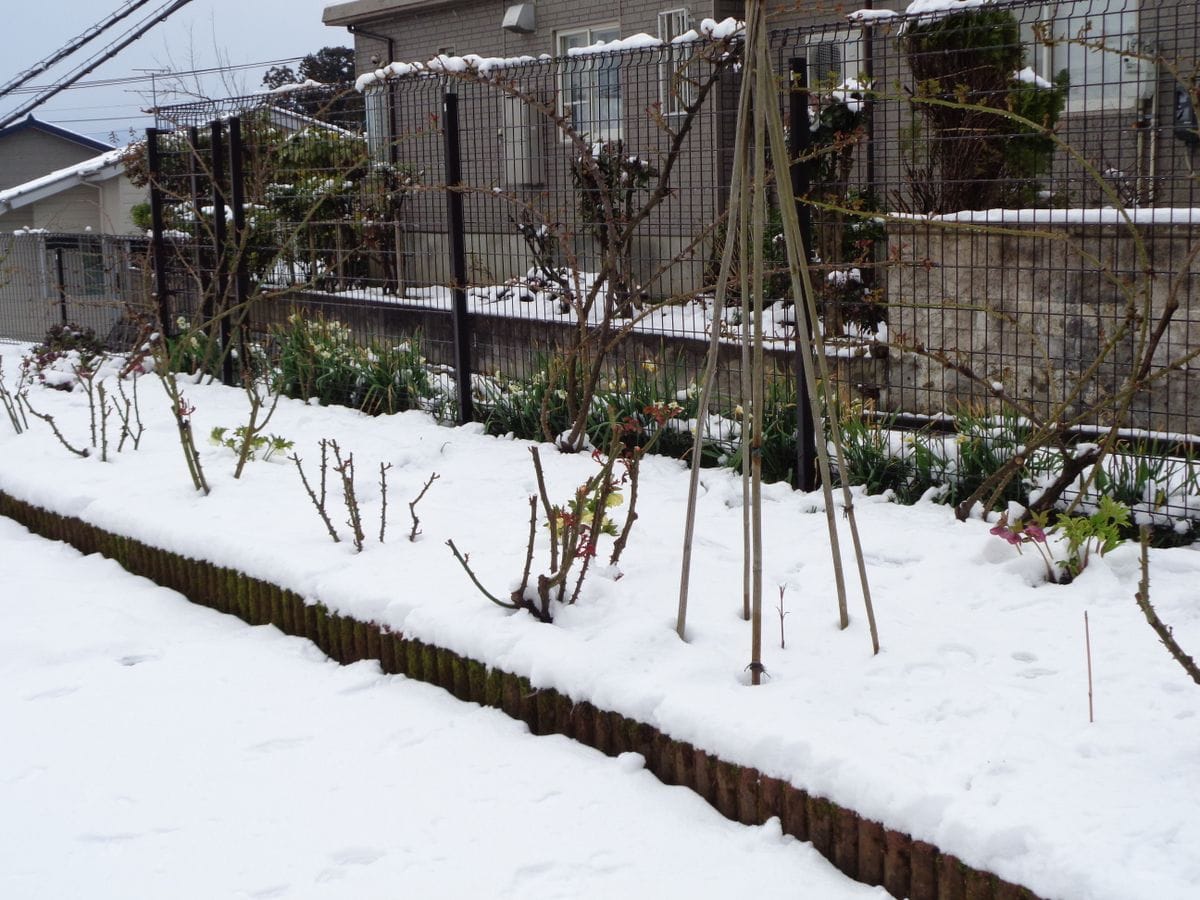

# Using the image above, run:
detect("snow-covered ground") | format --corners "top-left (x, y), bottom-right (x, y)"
top-left (0, 515), bottom-right (885, 899)
top-left (0, 341), bottom-right (1198, 900)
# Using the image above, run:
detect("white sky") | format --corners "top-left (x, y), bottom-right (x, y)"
top-left (2, 0), bottom-right (349, 144)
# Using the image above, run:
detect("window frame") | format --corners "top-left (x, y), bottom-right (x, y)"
top-left (657, 8), bottom-right (694, 116)
top-left (556, 23), bottom-right (623, 141)
top-left (801, 26), bottom-right (865, 96)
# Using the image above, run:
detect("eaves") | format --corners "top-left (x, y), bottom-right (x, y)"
top-left (323, 0), bottom-right (466, 28)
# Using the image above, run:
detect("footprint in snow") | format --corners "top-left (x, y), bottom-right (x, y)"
top-left (24, 685), bottom-right (79, 701)
top-left (117, 652), bottom-right (160, 667)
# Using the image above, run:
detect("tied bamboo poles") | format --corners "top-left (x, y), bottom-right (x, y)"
top-left (675, 3), bottom-right (880, 676)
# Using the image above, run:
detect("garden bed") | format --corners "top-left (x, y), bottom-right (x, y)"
top-left (1, 341), bottom-right (1197, 899)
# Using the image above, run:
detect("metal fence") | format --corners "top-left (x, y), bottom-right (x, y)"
top-left (0, 232), bottom-right (150, 345)
top-left (10, 0), bottom-right (1186, 507)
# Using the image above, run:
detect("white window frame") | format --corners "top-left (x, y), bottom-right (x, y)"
top-left (802, 27), bottom-right (865, 96)
top-left (1021, 1), bottom-right (1146, 113)
top-left (364, 83), bottom-right (391, 165)
top-left (658, 8), bottom-right (694, 116)
top-left (556, 24), bottom-right (623, 141)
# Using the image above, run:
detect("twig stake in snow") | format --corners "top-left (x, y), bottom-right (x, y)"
top-left (153, 346), bottom-right (210, 495)
top-left (777, 585), bottom-right (789, 650)
top-left (609, 449), bottom-right (642, 566)
top-left (1134, 525), bottom-right (1200, 686)
top-left (233, 375), bottom-right (283, 479)
top-left (114, 375), bottom-right (143, 451)
top-left (1084, 610), bottom-right (1094, 723)
top-left (379, 462), bottom-right (393, 542)
top-left (22, 391), bottom-right (90, 458)
top-left (290, 448), bottom-right (340, 544)
top-left (329, 440), bottom-right (365, 552)
top-left (97, 383), bottom-right (111, 463)
top-left (407, 471), bottom-right (439, 542)
top-left (530, 447), bottom-right (559, 572)
top-left (0, 360), bottom-right (28, 434)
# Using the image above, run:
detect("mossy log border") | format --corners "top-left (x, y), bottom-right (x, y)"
top-left (0, 491), bottom-right (1044, 900)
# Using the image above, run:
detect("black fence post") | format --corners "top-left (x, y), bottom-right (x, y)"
top-left (789, 58), bottom-right (817, 493)
top-left (209, 119), bottom-right (234, 387)
top-left (145, 127), bottom-right (172, 335)
top-left (228, 116), bottom-right (250, 378)
top-left (54, 247), bottom-right (68, 327)
top-left (442, 90), bottom-right (474, 424)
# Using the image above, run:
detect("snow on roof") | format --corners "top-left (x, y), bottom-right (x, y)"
top-left (0, 146), bottom-right (129, 214)
top-left (267, 79), bottom-right (329, 95)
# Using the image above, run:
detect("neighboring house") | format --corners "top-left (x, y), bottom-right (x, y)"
top-left (0, 146), bottom-right (146, 235)
top-left (0, 116), bottom-right (141, 234)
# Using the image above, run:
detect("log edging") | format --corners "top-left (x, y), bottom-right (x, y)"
top-left (0, 491), bottom-right (1044, 900)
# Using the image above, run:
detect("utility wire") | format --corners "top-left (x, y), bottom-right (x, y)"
top-left (0, 0), bottom-right (158, 100)
top-left (0, 0), bottom-right (197, 130)
top-left (5, 55), bottom-right (307, 96)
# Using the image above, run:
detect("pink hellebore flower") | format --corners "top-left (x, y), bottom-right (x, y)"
top-left (989, 524), bottom-right (1022, 546)
top-left (1024, 523), bottom-right (1047, 543)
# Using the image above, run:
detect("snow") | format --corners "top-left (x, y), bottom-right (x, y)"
top-left (267, 78), bottom-right (327, 94)
top-left (355, 53), bottom-right (544, 91)
top-left (846, 9), bottom-right (900, 25)
top-left (0, 515), bottom-right (884, 900)
top-left (1, 341), bottom-right (1199, 899)
top-left (0, 145), bottom-right (128, 209)
top-left (566, 33), bottom-right (663, 57)
top-left (1013, 66), bottom-right (1054, 90)
top-left (355, 17), bottom-right (745, 90)
top-left (904, 0), bottom-right (990, 18)
top-left (831, 78), bottom-right (869, 113)
top-left (894, 207), bottom-right (1200, 225)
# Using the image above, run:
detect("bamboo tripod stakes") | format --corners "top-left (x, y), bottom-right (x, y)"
top-left (675, 4), bottom-right (881, 679)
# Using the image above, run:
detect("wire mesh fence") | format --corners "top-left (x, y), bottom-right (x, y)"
top-left (0, 232), bottom-right (150, 346)
top-left (5, 1), bottom-right (1198, 515)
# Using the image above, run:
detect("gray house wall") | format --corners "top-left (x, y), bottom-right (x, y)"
top-left (0, 127), bottom-right (110, 192)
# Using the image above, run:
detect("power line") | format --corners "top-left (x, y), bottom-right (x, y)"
top-left (0, 0), bottom-right (159, 100)
top-left (4, 55), bottom-right (308, 96)
top-left (0, 0), bottom-right (199, 130)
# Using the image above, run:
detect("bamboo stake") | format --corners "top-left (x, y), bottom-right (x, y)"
top-left (748, 13), bottom-right (768, 684)
top-left (756, 27), bottom-right (880, 653)
top-left (1084, 610), bottom-right (1094, 723)
top-left (674, 53), bottom-right (754, 640)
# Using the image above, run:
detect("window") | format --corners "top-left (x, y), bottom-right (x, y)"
top-left (364, 84), bottom-right (390, 164)
top-left (1022, 1), bottom-right (1147, 112)
top-left (557, 25), bottom-right (622, 140)
top-left (803, 28), bottom-right (864, 95)
top-left (658, 9), bottom-right (694, 115)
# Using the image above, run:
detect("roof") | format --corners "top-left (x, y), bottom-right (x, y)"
top-left (0, 115), bottom-right (113, 154)
top-left (323, 0), bottom-right (460, 27)
top-left (0, 146), bottom-right (129, 215)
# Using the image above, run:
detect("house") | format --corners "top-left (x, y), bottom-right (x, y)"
top-left (0, 116), bottom-right (139, 233)
top-left (0, 145), bottom-right (145, 235)
top-left (0, 121), bottom-right (148, 343)
top-left (0, 115), bottom-right (112, 192)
